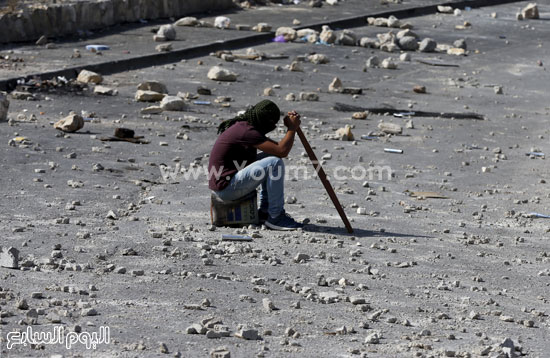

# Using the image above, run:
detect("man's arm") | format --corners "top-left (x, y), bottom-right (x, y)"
top-left (254, 111), bottom-right (301, 158)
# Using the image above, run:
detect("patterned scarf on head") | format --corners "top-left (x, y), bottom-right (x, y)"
top-left (217, 100), bottom-right (281, 135)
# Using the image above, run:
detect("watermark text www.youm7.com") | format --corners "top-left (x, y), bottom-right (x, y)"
top-left (159, 162), bottom-right (393, 183)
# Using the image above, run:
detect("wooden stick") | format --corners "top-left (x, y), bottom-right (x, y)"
top-left (296, 127), bottom-right (354, 234)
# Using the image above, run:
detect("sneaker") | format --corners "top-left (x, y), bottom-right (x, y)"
top-left (258, 210), bottom-right (269, 224)
top-left (265, 211), bottom-right (304, 231)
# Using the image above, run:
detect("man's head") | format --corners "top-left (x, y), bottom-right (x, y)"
top-left (246, 100), bottom-right (281, 134)
top-left (217, 99), bottom-right (281, 135)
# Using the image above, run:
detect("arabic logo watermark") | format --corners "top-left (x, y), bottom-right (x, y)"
top-left (4, 326), bottom-right (110, 351)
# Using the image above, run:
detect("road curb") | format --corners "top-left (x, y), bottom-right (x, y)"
top-left (0, 0), bottom-right (524, 91)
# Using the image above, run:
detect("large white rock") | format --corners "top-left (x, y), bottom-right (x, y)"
top-left (160, 96), bottom-right (185, 111)
top-left (275, 27), bottom-right (297, 41)
top-left (320, 25), bottom-right (336, 44)
top-left (328, 77), bottom-right (343, 93)
top-left (207, 66), bottom-right (238, 81)
top-left (54, 113), bottom-right (84, 132)
top-left (155, 24), bottom-right (176, 41)
top-left (0, 92), bottom-right (9, 121)
top-left (93, 85), bottom-right (118, 96)
top-left (77, 69), bottom-right (102, 84)
top-left (378, 122), bottom-right (402, 134)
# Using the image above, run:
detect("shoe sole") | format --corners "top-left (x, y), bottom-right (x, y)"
top-left (265, 221), bottom-right (302, 231)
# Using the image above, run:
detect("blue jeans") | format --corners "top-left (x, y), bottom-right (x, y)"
top-left (214, 154), bottom-right (285, 218)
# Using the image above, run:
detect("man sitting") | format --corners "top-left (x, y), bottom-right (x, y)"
top-left (208, 100), bottom-right (303, 230)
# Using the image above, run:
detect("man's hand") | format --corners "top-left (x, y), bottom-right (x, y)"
top-left (283, 111), bottom-right (301, 131)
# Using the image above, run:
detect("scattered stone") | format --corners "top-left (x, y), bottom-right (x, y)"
top-left (319, 291), bottom-right (339, 303)
top-left (352, 111), bottom-right (368, 120)
top-left (365, 332), bottom-right (380, 344)
top-left (335, 126), bottom-right (354, 141)
top-left (413, 85), bottom-right (426, 94)
top-left (94, 85), bottom-right (118, 96)
top-left (36, 35), bottom-right (48, 45)
top-left (359, 37), bottom-right (378, 48)
top-left (398, 36), bottom-right (418, 51)
top-left (308, 54), bottom-right (330, 64)
top-left (17, 298), bottom-right (28, 310)
top-left (357, 207), bottom-right (367, 215)
top-left (338, 30), bottom-right (357, 46)
top-left (155, 24), bottom-right (176, 41)
top-left (253, 23), bottom-right (272, 32)
top-left (521, 3), bottom-right (539, 19)
top-left (208, 66), bottom-right (238, 81)
top-left (299, 92), bottom-right (319, 101)
top-left (210, 346), bottom-right (231, 358)
top-left (160, 96), bottom-right (185, 111)
top-left (141, 106), bottom-right (163, 114)
top-left (137, 81), bottom-right (168, 94)
top-left (294, 253), bottom-right (310, 263)
top-left (235, 327), bottom-right (259, 340)
top-left (276, 27), bottom-right (297, 41)
top-left (437, 5), bottom-right (454, 13)
top-left (0, 247), bottom-right (19, 269)
top-left (77, 69), bottom-right (103, 84)
top-left (289, 61), bottom-right (303, 72)
top-left (135, 90), bottom-right (165, 102)
top-left (419, 38), bottom-right (437, 52)
top-left (214, 16), bottom-right (231, 29)
top-left (159, 342), bottom-right (169, 353)
top-left (378, 122), bottom-right (402, 134)
top-left (263, 298), bottom-right (277, 312)
top-left (381, 58), bottom-right (397, 69)
top-left (175, 17), bottom-right (198, 26)
top-left (156, 43), bottom-right (173, 52)
top-left (328, 77), bottom-right (344, 93)
top-left (366, 56), bottom-right (380, 68)
top-left (447, 48), bottom-right (466, 56)
top-left (54, 113), bottom-right (84, 133)
top-left (320, 25), bottom-right (336, 44)
top-left (10, 91), bottom-right (35, 100)
top-left (453, 39), bottom-right (467, 50)
top-left (494, 86), bottom-right (504, 94)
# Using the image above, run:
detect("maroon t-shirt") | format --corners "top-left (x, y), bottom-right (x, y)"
top-left (208, 122), bottom-right (267, 191)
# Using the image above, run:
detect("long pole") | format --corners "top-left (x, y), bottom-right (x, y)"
top-left (296, 127), bottom-right (354, 234)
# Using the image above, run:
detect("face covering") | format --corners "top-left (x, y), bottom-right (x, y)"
top-left (217, 100), bottom-right (281, 135)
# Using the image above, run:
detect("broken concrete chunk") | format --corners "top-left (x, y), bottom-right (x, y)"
top-left (366, 56), bottom-right (380, 68)
top-left (419, 38), bottom-right (437, 52)
top-left (359, 37), bottom-right (378, 48)
top-left (328, 77), bottom-right (344, 93)
top-left (378, 122), bottom-right (402, 134)
top-left (160, 96), bottom-right (185, 111)
top-left (437, 5), bottom-right (454, 13)
top-left (338, 29), bottom-right (357, 46)
top-left (135, 90), bottom-right (165, 102)
top-left (0, 246), bottom-right (19, 269)
top-left (522, 3), bottom-right (539, 19)
top-left (0, 92), bottom-right (9, 121)
top-left (276, 27), bottom-right (297, 41)
top-left (141, 106), bottom-right (163, 114)
top-left (36, 35), bottom-right (48, 46)
top-left (137, 81), bottom-right (168, 94)
top-left (208, 66), bottom-right (238, 81)
top-left (453, 39), bottom-right (467, 50)
top-left (94, 85), bottom-right (118, 96)
top-left (308, 54), bottom-right (329, 64)
top-left (299, 92), bottom-right (319, 101)
top-left (253, 23), bottom-right (272, 32)
top-left (235, 327), bottom-right (259, 340)
top-left (447, 48), bottom-right (466, 56)
top-left (175, 17), bottom-right (198, 26)
top-left (77, 69), bottom-right (103, 84)
top-left (335, 126), bottom-right (354, 141)
top-left (262, 298), bottom-right (277, 312)
top-left (381, 58), bottom-right (398, 69)
top-left (320, 25), bottom-right (336, 44)
top-left (156, 43), bottom-right (172, 52)
top-left (54, 113), bottom-right (84, 133)
top-left (398, 36), bottom-right (418, 51)
top-left (289, 61), bottom-right (303, 72)
top-left (155, 24), bottom-right (176, 41)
